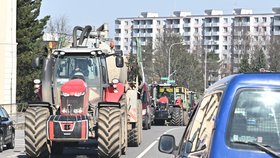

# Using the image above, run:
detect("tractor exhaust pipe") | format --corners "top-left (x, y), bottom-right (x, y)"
top-left (72, 26), bottom-right (83, 47)
top-left (78, 25), bottom-right (92, 45)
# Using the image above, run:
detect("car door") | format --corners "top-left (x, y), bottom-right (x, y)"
top-left (177, 91), bottom-right (222, 158)
top-left (1, 108), bottom-right (12, 140)
top-left (0, 108), bottom-right (9, 142)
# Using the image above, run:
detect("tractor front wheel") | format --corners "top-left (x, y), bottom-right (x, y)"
top-left (25, 107), bottom-right (50, 158)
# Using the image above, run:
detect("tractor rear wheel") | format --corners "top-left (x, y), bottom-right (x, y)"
top-left (25, 107), bottom-right (50, 158)
top-left (98, 107), bottom-right (122, 158)
top-left (170, 107), bottom-right (183, 126)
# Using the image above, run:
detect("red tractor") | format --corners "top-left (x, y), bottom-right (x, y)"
top-left (25, 25), bottom-right (128, 157)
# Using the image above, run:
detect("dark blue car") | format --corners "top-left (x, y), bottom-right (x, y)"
top-left (159, 73), bottom-right (280, 158)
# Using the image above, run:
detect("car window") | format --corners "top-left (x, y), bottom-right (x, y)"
top-left (179, 91), bottom-right (222, 156)
top-left (1, 108), bottom-right (9, 118)
top-left (0, 108), bottom-right (5, 117)
top-left (228, 89), bottom-right (280, 149)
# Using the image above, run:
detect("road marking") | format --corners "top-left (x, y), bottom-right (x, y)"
top-left (136, 127), bottom-right (185, 158)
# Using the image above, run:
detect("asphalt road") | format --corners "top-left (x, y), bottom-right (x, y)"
top-left (1, 126), bottom-right (185, 158)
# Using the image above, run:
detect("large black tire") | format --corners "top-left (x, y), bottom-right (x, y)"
top-left (7, 131), bottom-right (15, 149)
top-left (25, 107), bottom-right (50, 158)
top-left (143, 117), bottom-right (149, 130)
top-left (98, 107), bottom-right (122, 158)
top-left (170, 107), bottom-right (183, 126)
top-left (183, 109), bottom-right (189, 126)
top-left (0, 134), bottom-right (3, 152)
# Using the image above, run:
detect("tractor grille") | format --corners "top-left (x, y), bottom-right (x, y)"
top-left (61, 95), bottom-right (84, 114)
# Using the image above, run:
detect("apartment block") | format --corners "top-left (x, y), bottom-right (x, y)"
top-left (115, 8), bottom-right (280, 76)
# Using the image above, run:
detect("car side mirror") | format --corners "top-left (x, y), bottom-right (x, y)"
top-left (115, 56), bottom-right (124, 68)
top-left (158, 134), bottom-right (176, 154)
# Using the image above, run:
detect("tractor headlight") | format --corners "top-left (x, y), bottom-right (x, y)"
top-left (142, 109), bottom-right (147, 115)
top-left (61, 92), bottom-right (70, 97)
top-left (74, 92), bottom-right (85, 97)
top-left (112, 78), bottom-right (119, 84)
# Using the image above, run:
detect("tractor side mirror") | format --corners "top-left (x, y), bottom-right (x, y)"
top-left (115, 56), bottom-right (124, 68)
top-left (32, 57), bottom-right (41, 68)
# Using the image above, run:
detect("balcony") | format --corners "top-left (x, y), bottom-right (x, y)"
top-left (115, 24), bottom-right (121, 29)
top-left (183, 23), bottom-right (191, 27)
top-left (133, 25), bottom-right (140, 29)
top-left (115, 33), bottom-right (121, 37)
top-left (212, 22), bottom-right (220, 27)
top-left (204, 32), bottom-right (212, 36)
top-left (183, 32), bottom-right (191, 36)
top-left (133, 33), bottom-right (140, 37)
top-left (273, 30), bottom-right (280, 35)
top-left (274, 20), bottom-right (280, 26)
top-left (145, 33), bottom-right (153, 37)
top-left (211, 32), bottom-right (220, 36)
top-left (146, 24), bottom-right (153, 28)
top-left (172, 24), bottom-right (180, 28)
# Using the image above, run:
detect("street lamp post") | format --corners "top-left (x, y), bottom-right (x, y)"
top-left (168, 42), bottom-right (185, 80)
top-left (204, 50), bottom-right (208, 90)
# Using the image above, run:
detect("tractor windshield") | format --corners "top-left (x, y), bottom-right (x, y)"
top-left (157, 86), bottom-right (175, 103)
top-left (55, 55), bottom-right (100, 86)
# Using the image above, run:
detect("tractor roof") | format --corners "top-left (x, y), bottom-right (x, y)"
top-left (53, 48), bottom-right (110, 55)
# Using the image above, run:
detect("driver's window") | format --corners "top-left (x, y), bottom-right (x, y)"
top-left (57, 59), bottom-right (69, 77)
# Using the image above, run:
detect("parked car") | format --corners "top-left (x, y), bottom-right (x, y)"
top-left (0, 106), bottom-right (15, 152)
top-left (159, 73), bottom-right (280, 158)
top-left (141, 83), bottom-right (152, 130)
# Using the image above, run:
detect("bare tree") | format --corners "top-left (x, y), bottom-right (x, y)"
top-left (267, 36), bottom-right (280, 72)
top-left (46, 15), bottom-right (72, 48)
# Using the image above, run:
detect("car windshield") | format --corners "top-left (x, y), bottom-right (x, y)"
top-left (55, 55), bottom-right (100, 86)
top-left (229, 89), bottom-right (280, 150)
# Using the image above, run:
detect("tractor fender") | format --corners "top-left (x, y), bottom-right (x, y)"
top-left (104, 83), bottom-right (125, 102)
top-left (28, 102), bottom-right (54, 115)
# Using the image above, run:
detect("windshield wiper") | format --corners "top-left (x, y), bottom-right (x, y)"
top-left (232, 141), bottom-right (280, 158)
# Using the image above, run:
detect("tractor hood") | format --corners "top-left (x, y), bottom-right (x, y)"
top-left (61, 79), bottom-right (87, 96)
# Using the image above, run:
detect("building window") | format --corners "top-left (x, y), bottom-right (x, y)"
top-left (254, 27), bottom-right (259, 32)
top-left (224, 27), bottom-right (228, 32)
top-left (195, 28), bottom-right (198, 32)
top-left (195, 19), bottom-right (199, 24)
top-left (224, 45), bottom-right (228, 50)
top-left (157, 20), bottom-right (160, 25)
top-left (224, 18), bottom-right (228, 23)
top-left (254, 17), bottom-right (259, 22)
top-left (125, 21), bottom-right (128, 25)
top-left (262, 17), bottom-right (267, 22)
top-left (263, 27), bottom-right (267, 32)
top-left (125, 38), bottom-right (128, 42)
top-left (125, 46), bottom-right (128, 50)
top-left (223, 36), bottom-right (228, 41)
top-left (125, 29), bottom-right (128, 34)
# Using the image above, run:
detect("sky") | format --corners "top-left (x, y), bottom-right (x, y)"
top-left (39, 0), bottom-right (280, 37)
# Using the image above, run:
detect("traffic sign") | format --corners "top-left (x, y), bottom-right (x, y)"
top-left (161, 77), bottom-right (168, 80)
top-left (167, 80), bottom-right (176, 83)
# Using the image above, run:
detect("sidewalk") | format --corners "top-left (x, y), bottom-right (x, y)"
top-left (10, 112), bottom-right (25, 130)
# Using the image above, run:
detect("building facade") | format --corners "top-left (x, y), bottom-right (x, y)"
top-left (115, 8), bottom-right (280, 77)
top-left (0, 0), bottom-right (17, 114)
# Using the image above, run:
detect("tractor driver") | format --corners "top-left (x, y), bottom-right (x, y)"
top-left (159, 92), bottom-right (169, 104)
top-left (71, 62), bottom-right (86, 81)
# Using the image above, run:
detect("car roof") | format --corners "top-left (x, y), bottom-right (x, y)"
top-left (205, 73), bottom-right (280, 94)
